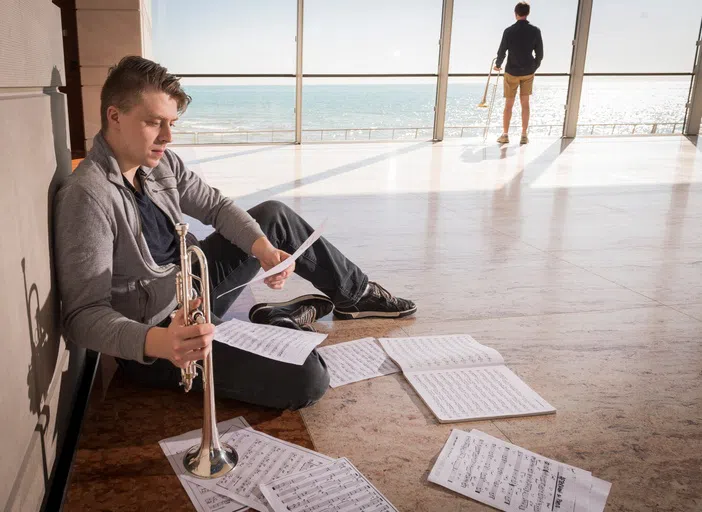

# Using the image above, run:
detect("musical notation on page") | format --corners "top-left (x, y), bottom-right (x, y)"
top-left (162, 417), bottom-right (334, 512)
top-left (260, 458), bottom-right (399, 512)
top-left (429, 429), bottom-right (609, 512)
top-left (317, 338), bottom-right (400, 388)
top-left (215, 319), bottom-right (326, 365)
top-left (160, 417), bottom-right (250, 512)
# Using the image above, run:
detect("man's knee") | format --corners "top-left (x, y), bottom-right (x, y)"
top-left (254, 199), bottom-right (288, 216)
top-left (248, 200), bottom-right (292, 229)
top-left (285, 353), bottom-right (330, 410)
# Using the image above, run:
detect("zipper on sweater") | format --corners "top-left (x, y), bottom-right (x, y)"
top-left (120, 181), bottom-right (174, 275)
top-left (141, 174), bottom-right (178, 230)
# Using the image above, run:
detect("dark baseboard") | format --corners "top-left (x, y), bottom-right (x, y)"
top-left (42, 350), bottom-right (100, 512)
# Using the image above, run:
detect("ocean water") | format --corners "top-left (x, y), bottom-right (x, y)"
top-left (172, 77), bottom-right (694, 143)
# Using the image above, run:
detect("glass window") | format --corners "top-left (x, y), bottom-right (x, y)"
top-left (303, 0), bottom-right (442, 74)
top-left (151, 0), bottom-right (297, 74)
top-left (450, 0), bottom-right (578, 74)
top-left (586, 2), bottom-right (702, 73)
top-left (301, 78), bottom-right (436, 141)
top-left (577, 76), bottom-right (689, 135)
top-left (172, 78), bottom-right (295, 144)
top-left (445, 76), bottom-right (569, 139)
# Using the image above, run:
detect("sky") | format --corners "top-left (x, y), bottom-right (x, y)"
top-left (151, 0), bottom-right (702, 84)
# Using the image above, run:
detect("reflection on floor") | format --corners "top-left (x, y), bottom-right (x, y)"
top-left (68, 135), bottom-right (702, 511)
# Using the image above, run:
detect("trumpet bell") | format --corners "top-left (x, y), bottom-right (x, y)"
top-left (184, 440), bottom-right (239, 479)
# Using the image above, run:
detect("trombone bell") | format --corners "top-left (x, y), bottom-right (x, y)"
top-left (478, 58), bottom-right (501, 109)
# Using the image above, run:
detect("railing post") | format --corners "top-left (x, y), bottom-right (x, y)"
top-left (563, 0), bottom-right (593, 138)
top-left (295, 0), bottom-right (304, 144)
top-left (433, 0), bottom-right (454, 141)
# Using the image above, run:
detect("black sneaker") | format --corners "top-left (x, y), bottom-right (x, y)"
top-left (263, 316), bottom-right (317, 332)
top-left (249, 294), bottom-right (334, 332)
top-left (333, 282), bottom-right (417, 320)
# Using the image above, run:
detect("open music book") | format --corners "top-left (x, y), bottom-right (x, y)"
top-left (378, 335), bottom-right (555, 423)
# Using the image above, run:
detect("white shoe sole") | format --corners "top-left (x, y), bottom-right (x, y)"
top-left (333, 306), bottom-right (417, 320)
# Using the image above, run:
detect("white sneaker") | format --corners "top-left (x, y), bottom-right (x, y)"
top-left (497, 134), bottom-right (509, 144)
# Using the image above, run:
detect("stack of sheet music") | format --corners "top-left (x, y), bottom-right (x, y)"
top-left (160, 417), bottom-right (399, 512)
top-left (171, 325), bottom-right (610, 511)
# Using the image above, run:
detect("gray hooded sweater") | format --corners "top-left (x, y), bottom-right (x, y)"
top-left (53, 132), bottom-right (264, 363)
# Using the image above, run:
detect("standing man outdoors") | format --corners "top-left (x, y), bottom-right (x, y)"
top-left (494, 2), bottom-right (543, 145)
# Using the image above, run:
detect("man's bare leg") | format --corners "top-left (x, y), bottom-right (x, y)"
top-left (503, 97), bottom-right (515, 134)
top-left (520, 95), bottom-right (530, 134)
top-left (498, 97), bottom-right (516, 143)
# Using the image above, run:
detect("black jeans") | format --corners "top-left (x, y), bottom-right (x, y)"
top-left (119, 200), bottom-right (368, 410)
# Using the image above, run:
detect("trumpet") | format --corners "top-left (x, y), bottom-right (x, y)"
top-left (174, 222), bottom-right (238, 479)
top-left (478, 58), bottom-right (503, 140)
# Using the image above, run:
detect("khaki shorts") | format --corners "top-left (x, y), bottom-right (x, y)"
top-left (503, 73), bottom-right (534, 98)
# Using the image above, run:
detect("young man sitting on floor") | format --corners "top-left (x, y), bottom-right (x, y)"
top-left (53, 56), bottom-right (416, 411)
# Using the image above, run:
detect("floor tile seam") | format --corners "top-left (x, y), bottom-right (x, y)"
top-left (398, 303), bottom-right (689, 327)
top-left (488, 226), bottom-right (676, 307)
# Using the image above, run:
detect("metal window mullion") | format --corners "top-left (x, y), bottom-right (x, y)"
top-left (684, 19), bottom-right (702, 136)
top-left (433, 0), bottom-right (454, 141)
top-left (295, 0), bottom-right (304, 144)
top-left (563, 0), bottom-right (593, 138)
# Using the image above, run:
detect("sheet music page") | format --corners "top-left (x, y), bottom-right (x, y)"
top-left (586, 477), bottom-right (612, 512)
top-left (160, 436), bottom-right (248, 512)
top-left (163, 417), bottom-right (334, 512)
top-left (215, 318), bottom-right (327, 365)
top-left (216, 220), bottom-right (326, 299)
top-left (159, 417), bottom-right (251, 512)
top-left (259, 457), bottom-right (399, 512)
top-left (317, 338), bottom-right (400, 387)
top-left (378, 335), bottom-right (504, 372)
top-left (405, 365), bottom-right (555, 422)
top-left (429, 429), bottom-right (592, 512)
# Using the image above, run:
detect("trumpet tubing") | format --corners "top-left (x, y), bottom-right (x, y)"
top-left (174, 222), bottom-right (238, 479)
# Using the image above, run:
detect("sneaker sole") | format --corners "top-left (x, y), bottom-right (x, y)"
top-left (333, 306), bottom-right (417, 320)
top-left (249, 294), bottom-right (334, 322)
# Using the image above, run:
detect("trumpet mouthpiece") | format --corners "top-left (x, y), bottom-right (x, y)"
top-left (175, 222), bottom-right (189, 236)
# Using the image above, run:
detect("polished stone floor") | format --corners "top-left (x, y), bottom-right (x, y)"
top-left (175, 135), bottom-right (701, 512)
top-left (67, 135), bottom-right (701, 511)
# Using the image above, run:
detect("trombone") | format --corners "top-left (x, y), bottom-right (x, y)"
top-left (478, 58), bottom-right (503, 140)
top-left (174, 222), bottom-right (238, 479)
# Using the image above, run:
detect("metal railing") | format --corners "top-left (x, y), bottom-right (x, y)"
top-left (170, 121), bottom-right (684, 145)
